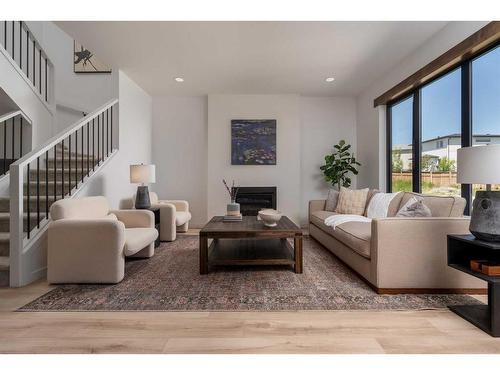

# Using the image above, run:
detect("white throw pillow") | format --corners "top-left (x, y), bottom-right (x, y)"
top-left (366, 192), bottom-right (400, 219)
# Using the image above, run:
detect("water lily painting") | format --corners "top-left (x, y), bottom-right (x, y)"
top-left (231, 120), bottom-right (276, 165)
top-left (74, 41), bottom-right (111, 73)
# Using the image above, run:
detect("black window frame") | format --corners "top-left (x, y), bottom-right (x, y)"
top-left (386, 41), bottom-right (500, 214)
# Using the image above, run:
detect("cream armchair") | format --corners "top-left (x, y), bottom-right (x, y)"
top-left (47, 196), bottom-right (158, 284)
top-left (131, 192), bottom-right (191, 241)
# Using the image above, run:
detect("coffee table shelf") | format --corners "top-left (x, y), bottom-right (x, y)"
top-left (199, 216), bottom-right (303, 274)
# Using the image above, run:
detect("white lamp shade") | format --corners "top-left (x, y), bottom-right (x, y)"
top-left (457, 145), bottom-right (500, 184)
top-left (130, 164), bottom-right (156, 184)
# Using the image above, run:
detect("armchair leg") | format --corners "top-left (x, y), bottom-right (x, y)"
top-left (177, 222), bottom-right (189, 233)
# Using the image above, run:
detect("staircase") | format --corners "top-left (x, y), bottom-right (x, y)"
top-left (1, 21), bottom-right (119, 287)
top-left (5, 100), bottom-right (118, 287)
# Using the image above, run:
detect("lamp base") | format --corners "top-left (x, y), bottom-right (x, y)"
top-left (470, 190), bottom-right (500, 242)
top-left (135, 186), bottom-right (151, 209)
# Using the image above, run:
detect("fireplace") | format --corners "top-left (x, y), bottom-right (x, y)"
top-left (233, 186), bottom-right (277, 216)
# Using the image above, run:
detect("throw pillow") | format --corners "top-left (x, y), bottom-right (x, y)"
top-left (364, 188), bottom-right (380, 215)
top-left (366, 192), bottom-right (401, 219)
top-left (325, 189), bottom-right (340, 212)
top-left (335, 187), bottom-right (369, 215)
top-left (396, 197), bottom-right (432, 217)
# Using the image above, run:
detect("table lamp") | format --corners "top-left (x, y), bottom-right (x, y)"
top-left (130, 164), bottom-right (156, 209)
top-left (457, 145), bottom-right (500, 242)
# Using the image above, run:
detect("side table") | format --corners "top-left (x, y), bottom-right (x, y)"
top-left (150, 207), bottom-right (160, 248)
top-left (447, 234), bottom-right (500, 337)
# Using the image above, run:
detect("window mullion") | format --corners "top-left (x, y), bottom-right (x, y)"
top-left (412, 90), bottom-right (421, 193)
top-left (461, 61), bottom-right (472, 214)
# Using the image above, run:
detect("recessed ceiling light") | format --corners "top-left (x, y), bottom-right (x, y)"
top-left (325, 77), bottom-right (335, 82)
top-left (174, 77), bottom-right (184, 82)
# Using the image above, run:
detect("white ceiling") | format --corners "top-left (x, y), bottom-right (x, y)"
top-left (56, 21), bottom-right (448, 96)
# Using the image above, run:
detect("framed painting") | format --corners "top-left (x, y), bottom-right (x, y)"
top-left (74, 41), bottom-right (111, 74)
top-left (231, 119), bottom-right (276, 165)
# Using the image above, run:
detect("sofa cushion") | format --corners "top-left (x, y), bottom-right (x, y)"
top-left (310, 210), bottom-right (371, 259)
top-left (396, 197), bottom-right (432, 217)
top-left (334, 222), bottom-right (372, 259)
top-left (398, 192), bottom-right (466, 217)
top-left (310, 210), bottom-right (339, 228)
top-left (336, 187), bottom-right (369, 215)
top-left (175, 211), bottom-right (192, 226)
top-left (364, 188), bottom-right (380, 215)
top-left (123, 228), bottom-right (158, 256)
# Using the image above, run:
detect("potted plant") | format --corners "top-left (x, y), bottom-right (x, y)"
top-left (320, 140), bottom-right (361, 190)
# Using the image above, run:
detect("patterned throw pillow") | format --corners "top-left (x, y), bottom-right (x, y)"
top-left (325, 189), bottom-right (340, 212)
top-left (335, 187), bottom-right (369, 215)
top-left (396, 197), bottom-right (432, 217)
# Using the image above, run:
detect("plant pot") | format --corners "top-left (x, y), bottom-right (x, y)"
top-left (227, 200), bottom-right (240, 216)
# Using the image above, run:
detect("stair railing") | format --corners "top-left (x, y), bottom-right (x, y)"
top-left (9, 99), bottom-right (118, 286)
top-left (0, 110), bottom-right (32, 178)
top-left (0, 21), bottom-right (54, 110)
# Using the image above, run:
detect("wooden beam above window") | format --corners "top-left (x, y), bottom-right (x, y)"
top-left (374, 21), bottom-right (500, 107)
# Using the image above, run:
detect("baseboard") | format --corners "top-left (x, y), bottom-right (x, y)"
top-left (375, 287), bottom-right (487, 295)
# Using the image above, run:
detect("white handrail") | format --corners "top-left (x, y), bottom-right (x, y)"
top-left (12, 98), bottom-right (118, 169)
top-left (0, 110), bottom-right (32, 125)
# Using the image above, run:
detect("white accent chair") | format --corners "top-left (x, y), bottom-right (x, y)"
top-left (47, 196), bottom-right (158, 284)
top-left (131, 192), bottom-right (191, 241)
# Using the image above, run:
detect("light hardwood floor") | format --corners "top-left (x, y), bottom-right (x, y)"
top-left (0, 278), bottom-right (498, 354)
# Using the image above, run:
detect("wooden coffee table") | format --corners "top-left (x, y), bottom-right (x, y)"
top-left (199, 216), bottom-right (303, 274)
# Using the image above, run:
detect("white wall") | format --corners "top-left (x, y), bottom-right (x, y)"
top-left (207, 94), bottom-right (302, 223)
top-left (151, 94), bottom-right (357, 226)
top-left (26, 21), bottom-right (115, 132)
top-left (152, 96), bottom-right (208, 227)
top-left (300, 96), bottom-right (357, 221)
top-left (356, 21), bottom-right (489, 190)
top-left (77, 71), bottom-right (152, 209)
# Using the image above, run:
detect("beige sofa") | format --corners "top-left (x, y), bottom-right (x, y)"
top-left (309, 192), bottom-right (486, 294)
top-left (130, 192), bottom-right (191, 241)
top-left (48, 196), bottom-right (158, 284)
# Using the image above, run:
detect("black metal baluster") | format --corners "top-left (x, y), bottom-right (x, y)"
top-left (3, 120), bottom-right (6, 174)
top-left (11, 21), bottom-right (14, 59)
top-left (45, 58), bottom-right (48, 102)
top-left (81, 127), bottom-right (84, 183)
top-left (3, 21), bottom-right (6, 50)
top-left (26, 29), bottom-right (29, 79)
top-left (19, 117), bottom-right (23, 158)
top-left (97, 115), bottom-right (101, 165)
top-left (92, 119), bottom-right (95, 171)
top-left (11, 117), bottom-right (15, 166)
top-left (32, 39), bottom-right (35, 86)
top-left (19, 22), bottom-right (22, 71)
top-left (68, 134), bottom-right (72, 191)
top-left (86, 122), bottom-right (89, 176)
top-left (110, 106), bottom-right (113, 152)
top-left (61, 140), bottom-right (64, 198)
top-left (106, 109), bottom-right (109, 156)
top-left (101, 113), bottom-right (104, 162)
top-left (53, 147), bottom-right (56, 202)
top-left (36, 156), bottom-right (40, 228)
top-left (39, 49), bottom-right (41, 95)
top-left (45, 150), bottom-right (48, 217)
top-left (26, 163), bottom-right (30, 238)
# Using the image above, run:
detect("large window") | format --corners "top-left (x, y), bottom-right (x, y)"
top-left (390, 97), bottom-right (413, 192)
top-left (420, 68), bottom-right (461, 196)
top-left (472, 45), bottom-right (500, 198)
top-left (387, 42), bottom-right (500, 210)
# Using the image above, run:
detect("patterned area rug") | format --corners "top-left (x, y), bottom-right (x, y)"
top-left (20, 236), bottom-right (479, 311)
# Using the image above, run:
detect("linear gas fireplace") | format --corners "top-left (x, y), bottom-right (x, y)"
top-left (232, 186), bottom-right (277, 216)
